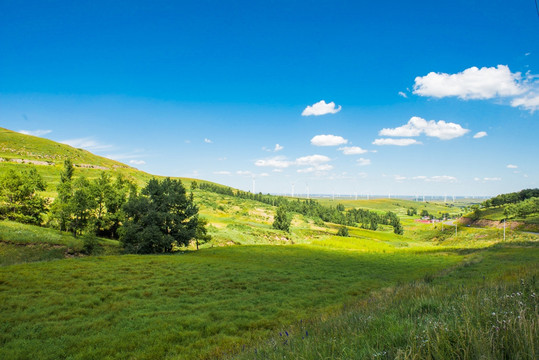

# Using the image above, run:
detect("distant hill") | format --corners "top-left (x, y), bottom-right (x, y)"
top-left (0, 127), bottom-right (131, 169)
top-left (0, 127), bottom-right (212, 192)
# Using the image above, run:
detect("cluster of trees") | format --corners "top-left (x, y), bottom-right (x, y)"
top-left (0, 168), bottom-right (47, 225)
top-left (0, 161), bottom-right (209, 254)
top-left (50, 160), bottom-right (136, 238)
top-left (406, 207), bottom-right (418, 216)
top-left (505, 197), bottom-right (539, 219)
top-left (482, 188), bottom-right (539, 208)
top-left (199, 182), bottom-right (404, 234)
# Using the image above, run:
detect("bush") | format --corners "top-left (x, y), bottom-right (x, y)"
top-left (337, 226), bottom-right (349, 237)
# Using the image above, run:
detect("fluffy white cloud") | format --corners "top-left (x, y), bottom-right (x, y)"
top-left (18, 129), bottom-right (52, 137)
top-left (379, 116), bottom-right (469, 140)
top-left (413, 65), bottom-right (526, 99)
top-left (357, 158), bottom-right (371, 166)
top-left (274, 144), bottom-right (284, 152)
top-left (255, 154), bottom-right (332, 174)
top-left (213, 170), bottom-right (231, 175)
top-left (511, 93), bottom-right (539, 112)
top-left (473, 131), bottom-right (488, 139)
top-left (255, 156), bottom-right (292, 168)
top-left (297, 164), bottom-right (333, 173)
top-left (372, 138), bottom-right (421, 146)
top-left (61, 137), bottom-right (113, 151)
top-left (394, 175), bottom-right (407, 181)
top-left (338, 146), bottom-right (368, 155)
top-left (311, 134), bottom-right (348, 146)
top-left (204, 138), bottom-right (213, 143)
top-left (483, 177), bottom-right (502, 181)
top-left (507, 164), bottom-right (518, 169)
top-left (295, 154), bottom-right (331, 166)
top-left (398, 91), bottom-right (408, 98)
top-left (427, 175), bottom-right (457, 183)
top-left (302, 100), bottom-right (342, 116)
top-left (129, 160), bottom-right (146, 165)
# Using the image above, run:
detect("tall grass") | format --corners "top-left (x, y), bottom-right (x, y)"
top-left (232, 244), bottom-right (538, 360)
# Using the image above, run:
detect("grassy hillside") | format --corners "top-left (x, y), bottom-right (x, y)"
top-left (1, 127), bottom-right (537, 359)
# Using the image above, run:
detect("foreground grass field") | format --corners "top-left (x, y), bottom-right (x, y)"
top-left (1, 243), bottom-right (464, 359)
top-left (233, 243), bottom-right (538, 359)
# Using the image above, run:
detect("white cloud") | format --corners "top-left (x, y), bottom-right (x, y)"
top-left (379, 116), bottom-right (469, 140)
top-left (274, 144), bottom-right (284, 152)
top-left (483, 177), bottom-right (502, 181)
top-left (398, 91), bottom-right (408, 98)
top-left (297, 164), bottom-right (333, 173)
top-left (236, 170), bottom-right (252, 176)
top-left (473, 131), bottom-right (488, 139)
top-left (295, 154), bottom-right (331, 166)
top-left (61, 137), bottom-right (113, 151)
top-left (259, 173), bottom-right (269, 177)
top-left (311, 134), bottom-right (348, 146)
top-left (511, 93), bottom-right (539, 112)
top-left (214, 171), bottom-right (231, 175)
top-left (394, 175), bottom-right (407, 181)
top-left (204, 138), bottom-right (213, 143)
top-left (18, 129), bottom-right (52, 137)
top-left (273, 169), bottom-right (283, 173)
top-left (507, 164), bottom-right (518, 169)
top-left (255, 154), bottom-right (331, 174)
top-left (255, 156), bottom-right (292, 168)
top-left (129, 160), bottom-right (146, 165)
top-left (427, 175), bottom-right (457, 183)
top-left (357, 158), bottom-right (371, 166)
top-left (338, 146), bottom-right (368, 155)
top-left (413, 65), bottom-right (526, 100)
top-left (372, 138), bottom-right (421, 146)
top-left (412, 176), bottom-right (427, 180)
top-left (302, 100), bottom-right (342, 116)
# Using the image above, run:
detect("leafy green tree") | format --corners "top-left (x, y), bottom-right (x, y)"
top-left (273, 205), bottom-right (291, 232)
top-left (337, 225), bottom-right (349, 237)
top-left (0, 168), bottom-right (47, 224)
top-left (194, 216), bottom-right (212, 250)
top-left (50, 159), bottom-right (75, 231)
top-left (68, 176), bottom-right (95, 237)
top-left (120, 178), bottom-right (199, 254)
top-left (88, 172), bottom-right (134, 238)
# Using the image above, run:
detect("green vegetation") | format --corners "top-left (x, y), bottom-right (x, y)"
top-left (0, 220), bottom-right (120, 265)
top-left (0, 244), bottom-right (463, 359)
top-left (0, 128), bottom-right (537, 359)
top-left (0, 167), bottom-right (47, 224)
top-left (272, 205), bottom-right (291, 232)
top-left (232, 243), bottom-right (538, 360)
top-left (120, 178), bottom-right (199, 253)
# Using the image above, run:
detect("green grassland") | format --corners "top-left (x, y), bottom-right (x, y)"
top-left (0, 238), bottom-right (468, 359)
top-left (1, 128), bottom-right (537, 359)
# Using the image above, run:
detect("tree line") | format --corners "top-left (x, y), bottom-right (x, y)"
top-left (0, 160), bottom-right (209, 253)
top-left (481, 188), bottom-right (539, 208)
top-left (199, 182), bottom-right (404, 234)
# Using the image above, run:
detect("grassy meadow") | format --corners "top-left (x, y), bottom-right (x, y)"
top-left (1, 128), bottom-right (537, 359)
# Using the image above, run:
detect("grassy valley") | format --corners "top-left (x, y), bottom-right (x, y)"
top-left (0, 129), bottom-right (537, 359)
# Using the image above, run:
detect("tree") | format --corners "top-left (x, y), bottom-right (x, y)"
top-left (120, 178), bottom-right (199, 254)
top-left (0, 168), bottom-right (47, 224)
top-left (50, 159), bottom-right (75, 231)
top-left (337, 226), bottom-right (349, 237)
top-left (273, 205), bottom-right (291, 232)
top-left (194, 216), bottom-right (212, 250)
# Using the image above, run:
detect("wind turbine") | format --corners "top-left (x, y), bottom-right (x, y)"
top-left (306, 183), bottom-right (310, 199)
top-left (252, 175), bottom-right (256, 194)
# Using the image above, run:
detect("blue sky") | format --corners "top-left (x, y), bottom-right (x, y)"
top-left (1, 0), bottom-right (538, 196)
